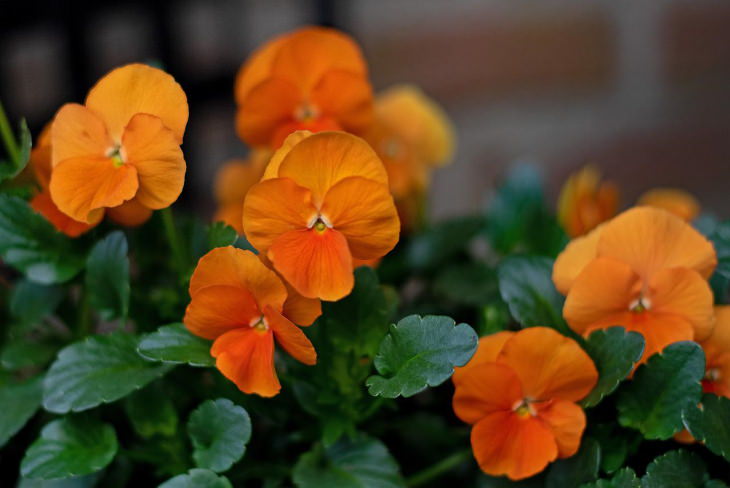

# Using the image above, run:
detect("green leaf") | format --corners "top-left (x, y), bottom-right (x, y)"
top-left (187, 398), bottom-right (251, 473)
top-left (433, 262), bottom-right (499, 307)
top-left (366, 315), bottom-right (478, 398)
top-left (0, 118), bottom-right (31, 182)
top-left (617, 341), bottom-right (704, 439)
top-left (497, 255), bottom-right (568, 333)
top-left (292, 435), bottom-right (404, 488)
top-left (0, 195), bottom-right (84, 284)
top-left (159, 469), bottom-right (233, 488)
top-left (324, 267), bottom-right (394, 358)
top-left (207, 222), bottom-right (238, 249)
top-left (546, 437), bottom-right (600, 488)
top-left (640, 450), bottom-right (708, 488)
top-left (124, 383), bottom-right (178, 438)
top-left (21, 416), bottom-right (118, 480)
top-left (580, 468), bottom-right (641, 488)
top-left (406, 215), bottom-right (484, 271)
top-left (137, 323), bottom-right (214, 367)
top-left (709, 221), bottom-right (730, 280)
top-left (683, 394), bottom-right (730, 461)
top-left (0, 339), bottom-right (58, 370)
top-left (10, 278), bottom-right (64, 329)
top-left (43, 332), bottom-right (173, 413)
top-left (16, 473), bottom-right (101, 488)
top-left (590, 423), bottom-right (640, 474)
top-left (86, 231), bottom-right (130, 321)
top-left (0, 375), bottom-right (43, 447)
top-left (582, 327), bottom-right (645, 407)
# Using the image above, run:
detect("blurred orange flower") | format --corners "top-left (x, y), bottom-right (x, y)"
top-left (234, 26), bottom-right (373, 149)
top-left (49, 63), bottom-right (188, 224)
top-left (213, 150), bottom-right (271, 233)
top-left (638, 188), bottom-right (700, 222)
top-left (184, 247), bottom-right (321, 397)
top-left (452, 328), bottom-right (597, 480)
top-left (364, 85), bottom-right (455, 231)
top-left (699, 306), bottom-right (730, 398)
top-left (28, 124), bottom-right (101, 237)
top-left (554, 207), bottom-right (716, 363)
top-left (557, 165), bottom-right (619, 238)
top-left (243, 131), bottom-right (400, 301)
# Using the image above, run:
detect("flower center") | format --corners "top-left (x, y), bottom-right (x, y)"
top-left (106, 145), bottom-right (125, 167)
top-left (706, 368), bottom-right (721, 382)
top-left (512, 399), bottom-right (536, 418)
top-left (307, 214), bottom-right (332, 233)
top-left (249, 315), bottom-right (268, 332)
top-left (295, 102), bottom-right (320, 122)
top-left (629, 295), bottom-right (651, 313)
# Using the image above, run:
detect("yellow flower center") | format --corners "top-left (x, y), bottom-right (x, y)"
top-left (629, 296), bottom-right (651, 313)
top-left (706, 368), bottom-right (720, 382)
top-left (107, 145), bottom-right (125, 168)
top-left (249, 315), bottom-right (268, 332)
top-left (512, 399), bottom-right (536, 418)
top-left (295, 102), bottom-right (320, 122)
top-left (308, 214), bottom-right (332, 233)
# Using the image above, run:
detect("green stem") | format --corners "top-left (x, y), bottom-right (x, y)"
top-left (405, 449), bottom-right (472, 487)
top-left (161, 207), bottom-right (187, 274)
top-left (0, 100), bottom-right (20, 164)
top-left (77, 291), bottom-right (92, 338)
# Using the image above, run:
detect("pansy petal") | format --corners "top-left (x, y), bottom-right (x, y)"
top-left (268, 228), bottom-right (353, 301)
top-left (649, 267), bottom-right (715, 341)
top-left (282, 282), bottom-right (322, 326)
top-left (452, 362), bottom-right (522, 424)
top-left (184, 284), bottom-right (260, 340)
top-left (598, 206), bottom-right (716, 280)
top-left (106, 197), bottom-right (153, 227)
top-left (471, 411), bottom-right (558, 481)
top-left (86, 63), bottom-right (188, 143)
top-left (262, 130), bottom-right (314, 180)
top-left (265, 306), bottom-right (316, 365)
top-left (312, 70), bottom-right (374, 135)
top-left (211, 328), bottom-right (280, 397)
top-left (633, 313), bottom-right (694, 361)
top-left (321, 176), bottom-right (400, 260)
top-left (49, 156), bottom-right (138, 223)
top-left (234, 32), bottom-right (288, 104)
top-left (536, 400), bottom-right (586, 458)
top-left (452, 332), bottom-right (514, 385)
top-left (498, 327), bottom-right (598, 403)
top-left (552, 225), bottom-right (602, 295)
top-left (277, 131), bottom-right (388, 204)
top-left (122, 113), bottom-right (185, 210)
top-left (563, 257), bottom-right (642, 336)
top-left (30, 190), bottom-right (100, 238)
top-left (51, 104), bottom-right (111, 166)
top-left (638, 188), bottom-right (700, 222)
top-left (214, 202), bottom-right (244, 234)
top-left (236, 78), bottom-right (300, 147)
top-left (701, 307), bottom-right (730, 371)
top-left (243, 177), bottom-right (317, 252)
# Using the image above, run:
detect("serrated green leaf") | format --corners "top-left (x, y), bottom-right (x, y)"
top-left (582, 327), bottom-right (645, 407)
top-left (406, 215), bottom-right (484, 271)
top-left (207, 223), bottom-right (238, 249)
top-left (137, 323), bottom-right (214, 367)
top-left (21, 416), bottom-right (118, 480)
top-left (10, 278), bottom-right (64, 329)
top-left (641, 450), bottom-right (708, 488)
top-left (546, 437), bottom-right (600, 488)
top-left (124, 383), bottom-right (178, 438)
top-left (292, 435), bottom-right (404, 488)
top-left (617, 341), bottom-right (704, 439)
top-left (0, 195), bottom-right (84, 284)
top-left (0, 375), bottom-right (43, 447)
top-left (366, 315), bottom-right (478, 398)
top-left (43, 332), bottom-right (173, 413)
top-left (683, 394), bottom-right (730, 462)
top-left (159, 469), bottom-right (233, 488)
top-left (580, 468), bottom-right (641, 488)
top-left (497, 255), bottom-right (569, 333)
top-left (85, 231), bottom-right (130, 321)
top-left (187, 398), bottom-right (251, 473)
top-left (433, 262), bottom-right (499, 307)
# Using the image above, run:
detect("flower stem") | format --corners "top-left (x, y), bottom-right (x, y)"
top-left (405, 448), bottom-right (472, 487)
top-left (161, 207), bottom-right (187, 274)
top-left (0, 100), bottom-right (20, 164)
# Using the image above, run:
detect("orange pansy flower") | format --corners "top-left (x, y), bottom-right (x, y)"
top-left (557, 165), bottom-right (619, 238)
top-left (49, 63), bottom-right (188, 224)
top-left (243, 131), bottom-right (400, 301)
top-left (638, 188), bottom-right (700, 222)
top-left (184, 246), bottom-right (321, 397)
top-left (699, 306), bottom-right (730, 398)
top-left (452, 328), bottom-right (597, 480)
top-left (28, 124), bottom-right (100, 237)
top-left (213, 150), bottom-right (271, 233)
top-left (234, 26), bottom-right (373, 149)
top-left (554, 206), bottom-right (717, 362)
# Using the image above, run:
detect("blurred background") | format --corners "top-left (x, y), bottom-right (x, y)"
top-left (1, 0), bottom-right (729, 220)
